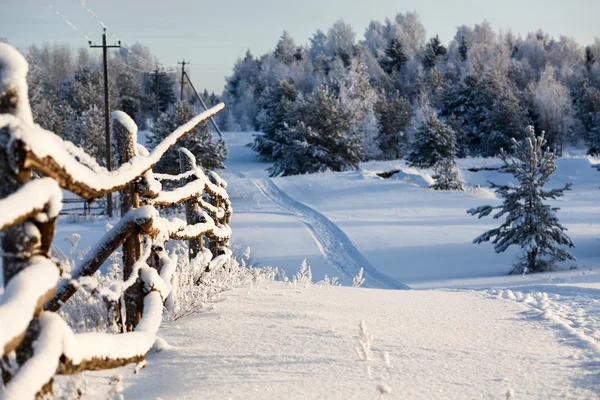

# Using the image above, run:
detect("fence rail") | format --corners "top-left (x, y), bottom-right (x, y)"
top-left (0, 43), bottom-right (229, 399)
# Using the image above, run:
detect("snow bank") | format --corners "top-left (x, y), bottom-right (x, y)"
top-left (387, 168), bottom-right (434, 188)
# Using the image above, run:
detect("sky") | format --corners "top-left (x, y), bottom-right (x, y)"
top-left (2, 0), bottom-right (599, 93)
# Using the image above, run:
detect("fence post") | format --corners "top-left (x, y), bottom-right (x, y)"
top-left (112, 114), bottom-right (142, 331)
top-left (179, 149), bottom-right (203, 260)
top-left (207, 173), bottom-right (227, 255)
top-left (0, 55), bottom-right (57, 396)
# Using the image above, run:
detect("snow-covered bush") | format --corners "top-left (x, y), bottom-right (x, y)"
top-left (293, 259), bottom-right (313, 286)
top-left (352, 268), bottom-right (365, 287)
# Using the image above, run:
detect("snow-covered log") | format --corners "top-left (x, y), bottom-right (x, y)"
top-left (4, 257), bottom-right (175, 399)
top-left (0, 103), bottom-right (224, 200)
top-left (45, 207), bottom-right (160, 312)
top-left (0, 257), bottom-right (59, 357)
top-left (0, 178), bottom-right (62, 231)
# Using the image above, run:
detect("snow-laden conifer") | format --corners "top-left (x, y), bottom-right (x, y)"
top-left (407, 106), bottom-right (457, 169)
top-left (430, 158), bottom-right (464, 191)
top-left (468, 127), bottom-right (575, 274)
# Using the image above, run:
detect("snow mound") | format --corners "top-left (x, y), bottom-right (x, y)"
top-left (467, 185), bottom-right (497, 199)
top-left (388, 168), bottom-right (434, 188)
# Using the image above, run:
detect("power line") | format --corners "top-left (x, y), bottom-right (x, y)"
top-left (76, 0), bottom-right (157, 69)
top-left (41, 0), bottom-right (91, 42)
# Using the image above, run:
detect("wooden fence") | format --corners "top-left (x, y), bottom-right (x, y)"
top-left (0, 43), bottom-right (231, 399)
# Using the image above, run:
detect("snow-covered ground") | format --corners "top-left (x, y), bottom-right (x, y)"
top-left (47, 131), bottom-right (600, 398)
top-left (112, 282), bottom-right (599, 399)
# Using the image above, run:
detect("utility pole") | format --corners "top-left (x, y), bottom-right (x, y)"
top-left (178, 59), bottom-right (188, 102)
top-left (184, 71), bottom-right (222, 137)
top-left (147, 66), bottom-right (166, 122)
top-left (90, 28), bottom-right (120, 218)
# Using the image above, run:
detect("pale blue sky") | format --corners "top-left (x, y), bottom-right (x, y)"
top-left (2, 0), bottom-right (599, 93)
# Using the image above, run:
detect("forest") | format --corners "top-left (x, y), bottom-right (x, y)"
top-left (219, 13), bottom-right (600, 176)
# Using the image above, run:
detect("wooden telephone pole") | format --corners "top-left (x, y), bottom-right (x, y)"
top-left (90, 28), bottom-right (120, 218)
top-left (178, 59), bottom-right (188, 102)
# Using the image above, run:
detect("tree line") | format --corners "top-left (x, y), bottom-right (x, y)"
top-left (19, 41), bottom-right (226, 174)
top-left (220, 13), bottom-right (600, 177)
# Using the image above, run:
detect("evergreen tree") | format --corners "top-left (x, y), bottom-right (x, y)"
top-left (407, 109), bottom-right (457, 169)
top-left (274, 31), bottom-right (297, 65)
top-left (267, 85), bottom-right (362, 176)
top-left (380, 38), bottom-right (408, 74)
top-left (116, 68), bottom-right (143, 124)
top-left (142, 72), bottom-right (176, 122)
top-left (252, 79), bottom-right (299, 161)
top-left (580, 83), bottom-right (600, 154)
top-left (468, 127), bottom-right (575, 274)
top-left (458, 35), bottom-right (469, 61)
top-left (374, 90), bottom-right (411, 159)
top-left (150, 101), bottom-right (227, 174)
top-left (423, 35), bottom-right (447, 69)
top-left (337, 57), bottom-right (380, 160)
top-left (64, 105), bottom-right (106, 163)
top-left (430, 158), bottom-right (464, 191)
top-left (585, 46), bottom-right (596, 71)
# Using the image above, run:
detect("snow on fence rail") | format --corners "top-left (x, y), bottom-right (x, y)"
top-left (0, 43), bottom-right (230, 399)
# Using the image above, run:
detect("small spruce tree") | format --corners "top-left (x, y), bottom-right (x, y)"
top-left (467, 127), bottom-right (575, 274)
top-left (407, 110), bottom-right (457, 169)
top-left (430, 159), bottom-right (464, 191)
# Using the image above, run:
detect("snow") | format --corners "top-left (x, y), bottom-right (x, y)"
top-left (115, 282), bottom-right (599, 399)
top-left (2, 312), bottom-right (63, 400)
top-left (0, 178), bottom-right (63, 229)
top-left (386, 167), bottom-right (434, 188)
top-left (0, 43), bottom-right (33, 124)
top-left (0, 257), bottom-right (59, 354)
top-left (24, 131), bottom-right (600, 398)
top-left (111, 110), bottom-right (138, 141)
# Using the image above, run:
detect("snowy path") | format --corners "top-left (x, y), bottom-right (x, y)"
top-left (117, 283), bottom-right (600, 399)
top-left (252, 178), bottom-right (409, 290)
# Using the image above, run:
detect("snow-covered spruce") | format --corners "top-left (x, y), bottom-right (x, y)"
top-left (430, 158), bottom-right (464, 191)
top-left (467, 127), bottom-right (575, 274)
top-left (407, 104), bottom-right (457, 169)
